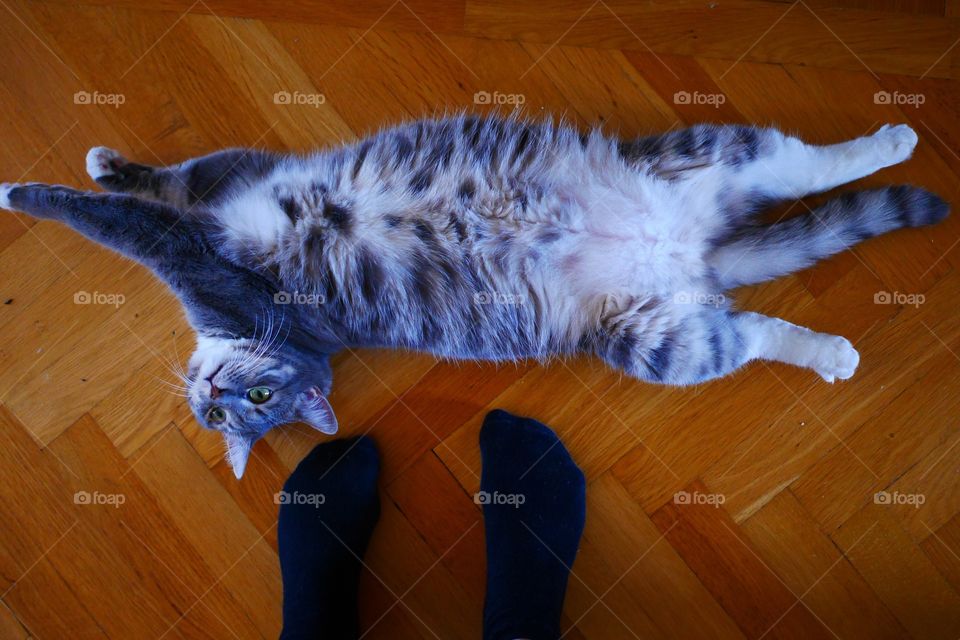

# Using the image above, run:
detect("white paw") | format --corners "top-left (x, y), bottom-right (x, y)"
top-left (872, 124), bottom-right (918, 166)
top-left (813, 335), bottom-right (860, 383)
top-left (0, 182), bottom-right (15, 210)
top-left (86, 146), bottom-right (126, 181)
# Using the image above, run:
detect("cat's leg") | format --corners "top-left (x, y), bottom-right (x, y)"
top-left (621, 124), bottom-right (917, 198)
top-left (729, 124), bottom-right (918, 200)
top-left (725, 311), bottom-right (859, 383)
top-left (0, 182), bottom-right (199, 265)
top-left (85, 146), bottom-right (280, 208)
top-left (709, 185), bottom-right (949, 288)
top-left (593, 296), bottom-right (859, 384)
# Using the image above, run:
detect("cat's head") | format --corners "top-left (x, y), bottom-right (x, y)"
top-left (186, 335), bottom-right (336, 478)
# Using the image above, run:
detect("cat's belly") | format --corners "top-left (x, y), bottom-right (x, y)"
top-left (508, 175), bottom-right (721, 303)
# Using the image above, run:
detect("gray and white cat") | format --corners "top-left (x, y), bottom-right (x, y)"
top-left (0, 115), bottom-right (947, 477)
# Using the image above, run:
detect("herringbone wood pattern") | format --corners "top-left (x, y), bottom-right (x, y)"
top-left (1, 1), bottom-right (960, 638)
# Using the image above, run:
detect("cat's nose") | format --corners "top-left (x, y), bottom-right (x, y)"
top-left (205, 364), bottom-right (224, 398)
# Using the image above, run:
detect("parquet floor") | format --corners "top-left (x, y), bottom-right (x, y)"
top-left (1, 1), bottom-right (960, 638)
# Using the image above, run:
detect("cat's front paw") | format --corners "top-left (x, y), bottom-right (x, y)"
top-left (86, 146), bottom-right (127, 181)
top-left (813, 334), bottom-right (860, 383)
top-left (0, 183), bottom-right (16, 210)
top-left (873, 124), bottom-right (918, 165)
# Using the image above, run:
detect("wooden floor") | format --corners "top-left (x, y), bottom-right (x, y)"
top-left (1, 0), bottom-right (960, 638)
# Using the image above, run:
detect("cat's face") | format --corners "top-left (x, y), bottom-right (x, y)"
top-left (186, 336), bottom-right (336, 478)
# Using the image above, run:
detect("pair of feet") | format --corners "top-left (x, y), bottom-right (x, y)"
top-left (278, 410), bottom-right (586, 640)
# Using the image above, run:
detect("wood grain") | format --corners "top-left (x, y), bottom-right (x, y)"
top-left (1, 0), bottom-right (959, 637)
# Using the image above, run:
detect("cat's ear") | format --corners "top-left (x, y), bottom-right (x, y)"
top-left (296, 386), bottom-right (338, 435)
top-left (223, 432), bottom-right (254, 479)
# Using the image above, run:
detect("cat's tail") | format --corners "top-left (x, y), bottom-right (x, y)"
top-left (709, 185), bottom-right (949, 289)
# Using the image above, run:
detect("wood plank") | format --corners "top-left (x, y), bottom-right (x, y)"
top-left (129, 424), bottom-right (282, 638)
top-left (361, 497), bottom-right (479, 639)
top-left (651, 479), bottom-right (832, 639)
top-left (583, 474), bottom-right (745, 639)
top-left (921, 513), bottom-right (960, 593)
top-left (41, 0), bottom-right (466, 33)
top-left (741, 489), bottom-right (908, 639)
top-left (464, 0), bottom-right (960, 78)
top-left (791, 342), bottom-right (960, 532)
top-left (884, 425), bottom-right (960, 542)
top-left (386, 450), bottom-right (485, 600)
top-left (832, 502), bottom-right (960, 639)
top-left (6, 413), bottom-right (262, 639)
top-left (0, 405), bottom-right (76, 593)
top-left (0, 603), bottom-right (29, 640)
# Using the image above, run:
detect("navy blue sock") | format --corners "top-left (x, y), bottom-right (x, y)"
top-left (480, 410), bottom-right (587, 640)
top-left (278, 437), bottom-right (380, 640)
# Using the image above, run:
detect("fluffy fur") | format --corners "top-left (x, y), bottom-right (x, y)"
top-left (0, 115), bottom-right (947, 477)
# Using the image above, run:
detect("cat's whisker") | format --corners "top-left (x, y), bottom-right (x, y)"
top-left (151, 374), bottom-right (191, 397)
top-left (153, 349), bottom-right (191, 388)
top-left (170, 332), bottom-right (192, 384)
top-left (15, 113), bottom-right (939, 482)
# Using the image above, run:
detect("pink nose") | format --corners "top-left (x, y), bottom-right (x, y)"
top-left (209, 381), bottom-right (223, 399)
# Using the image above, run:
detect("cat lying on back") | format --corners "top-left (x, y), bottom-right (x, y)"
top-left (0, 115), bottom-right (947, 477)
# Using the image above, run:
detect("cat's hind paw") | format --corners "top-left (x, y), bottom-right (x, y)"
top-left (86, 146), bottom-right (126, 182)
top-left (813, 335), bottom-right (860, 383)
top-left (872, 124), bottom-right (918, 166)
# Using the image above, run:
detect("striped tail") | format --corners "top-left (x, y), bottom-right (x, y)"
top-left (709, 186), bottom-right (949, 289)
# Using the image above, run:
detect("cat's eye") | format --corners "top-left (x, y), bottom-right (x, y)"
top-left (247, 386), bottom-right (273, 404)
top-left (207, 406), bottom-right (227, 423)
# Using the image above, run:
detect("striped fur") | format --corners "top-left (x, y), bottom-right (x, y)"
top-left (0, 115), bottom-right (948, 477)
top-left (710, 185), bottom-right (949, 288)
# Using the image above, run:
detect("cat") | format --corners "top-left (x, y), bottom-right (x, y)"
top-left (0, 114), bottom-right (947, 478)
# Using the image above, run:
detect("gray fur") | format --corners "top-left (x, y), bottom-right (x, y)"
top-left (1, 115), bottom-right (948, 477)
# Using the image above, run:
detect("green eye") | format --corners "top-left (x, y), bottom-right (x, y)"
top-left (247, 386), bottom-right (273, 404)
top-left (207, 406), bottom-right (226, 423)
